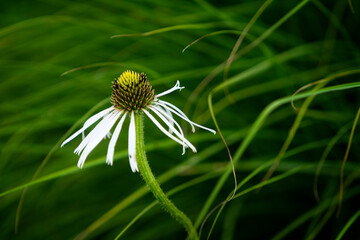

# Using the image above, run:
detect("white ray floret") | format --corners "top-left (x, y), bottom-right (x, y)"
top-left (157, 104), bottom-right (175, 133)
top-left (155, 100), bottom-right (216, 134)
top-left (74, 111), bottom-right (115, 155)
top-left (156, 80), bottom-right (184, 98)
top-left (78, 111), bottom-right (121, 168)
top-left (143, 109), bottom-right (194, 151)
top-left (155, 100), bottom-right (195, 132)
top-left (151, 105), bottom-right (185, 153)
top-left (106, 112), bottom-right (127, 166)
top-left (150, 106), bottom-right (189, 154)
top-left (128, 111), bottom-right (138, 172)
top-left (61, 106), bottom-right (114, 147)
top-left (104, 131), bottom-right (112, 140)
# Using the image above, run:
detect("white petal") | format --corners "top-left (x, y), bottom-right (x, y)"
top-left (155, 80), bottom-right (184, 98)
top-left (77, 111), bottom-right (119, 167)
top-left (128, 111), bottom-right (138, 172)
top-left (74, 112), bottom-right (114, 155)
top-left (76, 117), bottom-right (113, 166)
top-left (103, 131), bottom-right (112, 140)
top-left (156, 100), bottom-right (216, 134)
top-left (149, 106), bottom-right (196, 153)
top-left (157, 100), bottom-right (195, 132)
top-left (77, 111), bottom-right (121, 168)
top-left (143, 109), bottom-right (195, 152)
top-left (157, 104), bottom-right (174, 133)
top-left (61, 106), bottom-right (114, 147)
top-left (153, 105), bottom-right (188, 155)
top-left (152, 105), bottom-right (183, 152)
top-left (106, 112), bottom-right (127, 166)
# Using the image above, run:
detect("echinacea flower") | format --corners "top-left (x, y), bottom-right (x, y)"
top-left (61, 70), bottom-right (215, 172)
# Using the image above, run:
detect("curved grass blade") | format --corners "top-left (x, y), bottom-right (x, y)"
top-left (186, 0), bottom-right (312, 109)
top-left (261, 79), bottom-right (329, 187)
top-left (335, 208), bottom-right (360, 240)
top-left (313, 122), bottom-right (353, 202)
top-left (337, 106), bottom-right (360, 215)
top-left (223, 0), bottom-right (273, 103)
top-left (111, 23), bottom-right (221, 38)
top-left (195, 69), bottom-right (360, 227)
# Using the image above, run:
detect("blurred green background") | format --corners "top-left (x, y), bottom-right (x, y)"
top-left (1, 0), bottom-right (360, 239)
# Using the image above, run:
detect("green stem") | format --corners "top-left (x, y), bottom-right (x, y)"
top-left (134, 113), bottom-right (199, 240)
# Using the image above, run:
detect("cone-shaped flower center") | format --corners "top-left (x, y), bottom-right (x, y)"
top-left (111, 70), bottom-right (155, 111)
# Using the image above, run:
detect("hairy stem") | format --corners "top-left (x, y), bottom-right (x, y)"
top-left (134, 113), bottom-right (199, 240)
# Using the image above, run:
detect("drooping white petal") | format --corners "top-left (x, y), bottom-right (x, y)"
top-left (61, 106), bottom-right (114, 147)
top-left (149, 106), bottom-right (196, 153)
top-left (128, 111), bottom-right (138, 172)
top-left (150, 106), bottom-right (188, 154)
top-left (76, 114), bottom-right (114, 164)
top-left (152, 105), bottom-right (184, 152)
top-left (103, 131), bottom-right (112, 140)
top-left (143, 109), bottom-right (195, 153)
top-left (156, 100), bottom-right (195, 132)
top-left (156, 100), bottom-right (216, 134)
top-left (157, 104), bottom-right (174, 133)
top-left (155, 80), bottom-right (184, 98)
top-left (74, 111), bottom-right (115, 155)
top-left (106, 112), bottom-right (127, 166)
top-left (77, 111), bottom-right (121, 168)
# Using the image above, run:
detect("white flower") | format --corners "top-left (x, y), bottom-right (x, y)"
top-left (61, 70), bottom-right (215, 172)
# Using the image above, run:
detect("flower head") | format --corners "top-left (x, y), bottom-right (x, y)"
top-left (61, 70), bottom-right (215, 172)
top-left (111, 71), bottom-right (154, 111)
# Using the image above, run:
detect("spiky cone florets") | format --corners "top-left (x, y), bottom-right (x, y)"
top-left (111, 70), bottom-right (155, 111)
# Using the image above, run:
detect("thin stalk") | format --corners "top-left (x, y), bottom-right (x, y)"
top-left (134, 113), bottom-right (199, 240)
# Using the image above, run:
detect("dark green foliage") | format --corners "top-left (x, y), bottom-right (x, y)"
top-left (1, 0), bottom-right (360, 240)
